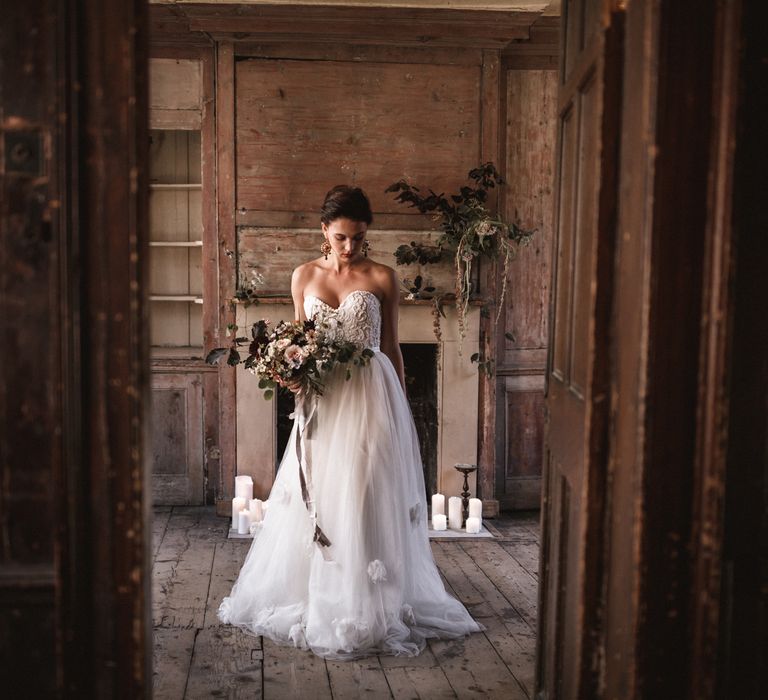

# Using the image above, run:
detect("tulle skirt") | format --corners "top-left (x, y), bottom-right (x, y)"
top-left (217, 350), bottom-right (484, 659)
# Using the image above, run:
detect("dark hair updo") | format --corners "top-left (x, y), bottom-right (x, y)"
top-left (320, 185), bottom-right (373, 226)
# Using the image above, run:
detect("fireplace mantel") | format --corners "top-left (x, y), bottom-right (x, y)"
top-left (234, 301), bottom-right (480, 504)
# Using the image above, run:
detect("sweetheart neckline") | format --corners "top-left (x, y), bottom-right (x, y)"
top-left (304, 289), bottom-right (381, 311)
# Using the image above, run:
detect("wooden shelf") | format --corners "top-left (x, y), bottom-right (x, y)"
top-left (150, 295), bottom-right (204, 304)
top-left (150, 240), bottom-right (203, 247)
top-left (150, 183), bottom-right (202, 190)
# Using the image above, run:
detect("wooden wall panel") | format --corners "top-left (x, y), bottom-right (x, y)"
top-left (151, 375), bottom-right (205, 505)
top-left (234, 58), bottom-right (481, 222)
top-left (149, 58), bottom-right (203, 129)
top-left (496, 67), bottom-right (557, 510)
top-left (502, 70), bottom-right (557, 354)
top-left (238, 229), bottom-right (455, 294)
top-left (502, 376), bottom-right (546, 509)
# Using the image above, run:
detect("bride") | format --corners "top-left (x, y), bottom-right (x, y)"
top-left (217, 185), bottom-right (484, 659)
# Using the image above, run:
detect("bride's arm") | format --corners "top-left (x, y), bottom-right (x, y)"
top-left (380, 267), bottom-right (407, 394)
top-left (290, 265), bottom-right (307, 323)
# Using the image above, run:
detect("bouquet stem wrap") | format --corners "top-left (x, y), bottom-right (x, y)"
top-left (291, 393), bottom-right (333, 558)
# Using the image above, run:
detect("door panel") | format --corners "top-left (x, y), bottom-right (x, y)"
top-left (537, 0), bottom-right (623, 697)
top-left (495, 66), bottom-right (557, 510)
top-left (151, 374), bottom-right (204, 505)
top-left (552, 103), bottom-right (577, 380)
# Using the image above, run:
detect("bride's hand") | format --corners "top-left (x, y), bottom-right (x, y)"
top-left (283, 377), bottom-right (303, 394)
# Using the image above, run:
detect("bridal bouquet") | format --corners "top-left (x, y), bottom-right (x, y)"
top-left (206, 317), bottom-right (374, 400)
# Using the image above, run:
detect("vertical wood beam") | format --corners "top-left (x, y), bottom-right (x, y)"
top-left (200, 47), bottom-right (221, 506)
top-left (215, 41), bottom-right (238, 512)
top-left (477, 49), bottom-right (501, 514)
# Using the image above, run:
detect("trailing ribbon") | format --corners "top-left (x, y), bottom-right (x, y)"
top-left (290, 393), bottom-right (333, 554)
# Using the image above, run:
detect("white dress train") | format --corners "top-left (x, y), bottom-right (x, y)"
top-left (217, 289), bottom-right (484, 659)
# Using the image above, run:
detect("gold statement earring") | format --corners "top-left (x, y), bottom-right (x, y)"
top-left (321, 239), bottom-right (332, 259)
top-left (362, 240), bottom-right (370, 257)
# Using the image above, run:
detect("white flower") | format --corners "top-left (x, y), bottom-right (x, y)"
top-left (475, 218), bottom-right (499, 238)
top-left (288, 623), bottom-right (308, 649)
top-left (401, 603), bottom-right (416, 625)
top-left (332, 617), bottom-right (369, 649)
top-left (367, 559), bottom-right (387, 584)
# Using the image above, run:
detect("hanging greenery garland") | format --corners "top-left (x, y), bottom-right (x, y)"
top-left (386, 162), bottom-right (535, 357)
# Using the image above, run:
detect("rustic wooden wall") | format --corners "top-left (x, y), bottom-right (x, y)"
top-left (230, 44), bottom-right (489, 306)
top-left (235, 56), bottom-right (481, 226)
top-left (495, 24), bottom-right (559, 511)
top-left (149, 4), bottom-right (560, 512)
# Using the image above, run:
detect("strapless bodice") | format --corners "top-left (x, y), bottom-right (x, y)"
top-left (303, 289), bottom-right (382, 352)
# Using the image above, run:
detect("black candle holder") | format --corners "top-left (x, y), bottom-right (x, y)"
top-left (453, 463), bottom-right (478, 528)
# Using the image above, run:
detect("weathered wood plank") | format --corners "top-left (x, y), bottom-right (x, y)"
top-left (235, 58), bottom-right (481, 217)
top-left (383, 667), bottom-right (456, 700)
top-left (215, 40), bottom-right (238, 511)
top-left (235, 41), bottom-right (483, 67)
top-left (379, 646), bottom-right (457, 700)
top-left (326, 657), bottom-right (393, 699)
top-left (152, 507), bottom-right (173, 561)
top-left (437, 542), bottom-right (535, 697)
top-left (500, 541), bottom-right (540, 580)
top-left (152, 627), bottom-right (196, 700)
top-left (200, 46), bottom-right (221, 506)
top-left (428, 545), bottom-right (526, 699)
top-left (204, 540), bottom-right (249, 628)
top-left (152, 508), bottom-right (220, 628)
top-left (263, 638), bottom-right (332, 699)
top-left (185, 626), bottom-right (263, 698)
top-left (238, 228), bottom-right (453, 295)
top-left (460, 542), bottom-right (538, 629)
top-left (149, 58), bottom-right (202, 112)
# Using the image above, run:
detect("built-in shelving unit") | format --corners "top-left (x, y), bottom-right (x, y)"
top-left (149, 129), bottom-right (204, 352)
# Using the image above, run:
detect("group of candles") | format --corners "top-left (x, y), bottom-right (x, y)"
top-left (431, 493), bottom-right (483, 534)
top-left (231, 475), bottom-right (267, 535)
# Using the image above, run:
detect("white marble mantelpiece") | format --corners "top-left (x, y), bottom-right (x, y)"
top-left (234, 300), bottom-right (480, 503)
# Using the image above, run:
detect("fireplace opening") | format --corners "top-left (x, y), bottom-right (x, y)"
top-left (276, 343), bottom-right (438, 499)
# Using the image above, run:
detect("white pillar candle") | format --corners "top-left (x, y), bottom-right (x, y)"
top-left (238, 509), bottom-right (251, 535)
top-left (235, 475), bottom-right (253, 501)
top-left (431, 493), bottom-right (445, 516)
top-left (469, 498), bottom-right (483, 519)
top-left (432, 513), bottom-right (447, 531)
top-left (249, 498), bottom-right (264, 522)
top-left (448, 496), bottom-right (463, 530)
top-left (466, 516), bottom-right (482, 534)
top-left (231, 496), bottom-right (246, 529)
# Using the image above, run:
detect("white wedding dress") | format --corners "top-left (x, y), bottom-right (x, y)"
top-left (217, 289), bottom-right (484, 659)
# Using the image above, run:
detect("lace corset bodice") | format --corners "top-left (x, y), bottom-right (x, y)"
top-left (303, 289), bottom-right (382, 351)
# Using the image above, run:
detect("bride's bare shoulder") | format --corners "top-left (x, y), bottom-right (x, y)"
top-left (291, 259), bottom-right (324, 288)
top-left (367, 260), bottom-right (398, 285)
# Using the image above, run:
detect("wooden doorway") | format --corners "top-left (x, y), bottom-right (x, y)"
top-left (537, 0), bottom-right (623, 695)
top-left (3, 0), bottom-right (766, 696)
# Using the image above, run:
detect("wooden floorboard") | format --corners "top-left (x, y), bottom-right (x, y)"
top-left (152, 507), bottom-right (539, 699)
top-left (263, 637), bottom-right (333, 699)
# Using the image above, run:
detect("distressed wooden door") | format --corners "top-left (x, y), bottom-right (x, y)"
top-left (536, 0), bottom-right (624, 697)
